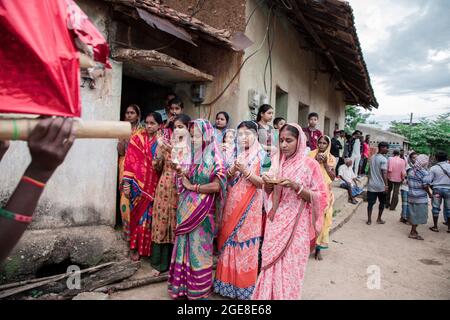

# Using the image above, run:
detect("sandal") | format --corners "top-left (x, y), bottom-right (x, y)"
top-left (366, 221), bottom-right (372, 225)
top-left (376, 220), bottom-right (386, 225)
top-left (429, 227), bottom-right (439, 233)
top-left (408, 234), bottom-right (424, 240)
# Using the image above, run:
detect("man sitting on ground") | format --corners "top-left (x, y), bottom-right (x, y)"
top-left (338, 158), bottom-right (363, 205)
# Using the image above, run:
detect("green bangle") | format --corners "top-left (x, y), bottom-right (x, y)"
top-left (0, 207), bottom-right (33, 223)
top-left (12, 119), bottom-right (19, 140)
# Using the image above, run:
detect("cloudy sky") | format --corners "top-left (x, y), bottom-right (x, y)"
top-left (347, 0), bottom-right (450, 127)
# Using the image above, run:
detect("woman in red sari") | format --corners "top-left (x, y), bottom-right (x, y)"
top-left (122, 112), bottom-right (163, 261)
top-left (117, 104), bottom-right (144, 240)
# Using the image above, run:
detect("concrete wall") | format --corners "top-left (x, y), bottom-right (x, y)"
top-left (234, 0), bottom-right (346, 131)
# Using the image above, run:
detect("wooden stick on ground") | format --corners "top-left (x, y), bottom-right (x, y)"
top-left (94, 273), bottom-right (169, 293)
top-left (0, 261), bottom-right (116, 299)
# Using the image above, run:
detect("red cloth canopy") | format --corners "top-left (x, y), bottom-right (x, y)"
top-left (0, 0), bottom-right (110, 117)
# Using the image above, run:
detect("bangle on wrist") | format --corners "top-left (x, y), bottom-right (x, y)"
top-left (245, 171), bottom-right (252, 179)
top-left (0, 207), bottom-right (33, 224)
top-left (22, 176), bottom-right (46, 189)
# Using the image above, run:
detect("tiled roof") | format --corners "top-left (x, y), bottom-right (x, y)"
top-left (270, 0), bottom-right (378, 108)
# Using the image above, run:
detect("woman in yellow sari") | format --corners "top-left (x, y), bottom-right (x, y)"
top-left (308, 135), bottom-right (336, 261)
top-left (117, 104), bottom-right (144, 240)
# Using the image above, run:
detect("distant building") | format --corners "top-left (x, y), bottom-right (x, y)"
top-left (356, 123), bottom-right (409, 156)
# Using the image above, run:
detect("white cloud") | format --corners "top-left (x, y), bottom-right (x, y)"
top-left (369, 77), bottom-right (450, 128)
top-left (348, 0), bottom-right (421, 52)
top-left (428, 48), bottom-right (450, 62)
top-left (346, 0), bottom-right (450, 126)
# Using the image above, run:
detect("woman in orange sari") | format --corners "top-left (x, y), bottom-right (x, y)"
top-left (122, 112), bottom-right (163, 261)
top-left (117, 104), bottom-right (143, 240)
top-left (252, 123), bottom-right (328, 300)
top-left (214, 121), bottom-right (268, 300)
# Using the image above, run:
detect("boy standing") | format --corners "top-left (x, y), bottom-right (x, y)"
top-left (303, 112), bottom-right (323, 151)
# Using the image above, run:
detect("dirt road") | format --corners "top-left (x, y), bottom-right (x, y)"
top-left (302, 204), bottom-right (450, 299)
top-left (110, 204), bottom-right (450, 300)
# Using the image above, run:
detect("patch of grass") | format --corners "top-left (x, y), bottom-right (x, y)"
top-left (333, 209), bottom-right (341, 218)
top-left (1, 255), bottom-right (22, 280)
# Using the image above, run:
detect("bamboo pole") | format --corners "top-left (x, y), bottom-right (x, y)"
top-left (0, 119), bottom-right (131, 140)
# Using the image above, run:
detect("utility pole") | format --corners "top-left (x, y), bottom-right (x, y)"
top-left (409, 113), bottom-right (413, 126)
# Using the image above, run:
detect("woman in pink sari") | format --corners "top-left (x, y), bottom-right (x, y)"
top-left (252, 123), bottom-right (328, 300)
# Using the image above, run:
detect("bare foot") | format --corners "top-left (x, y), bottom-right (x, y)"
top-left (151, 269), bottom-right (161, 277)
top-left (130, 251), bottom-right (140, 262)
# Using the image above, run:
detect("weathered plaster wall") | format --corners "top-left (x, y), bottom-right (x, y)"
top-left (235, 0), bottom-right (346, 131)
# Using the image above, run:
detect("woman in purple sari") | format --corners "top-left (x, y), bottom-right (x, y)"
top-left (168, 119), bottom-right (226, 300)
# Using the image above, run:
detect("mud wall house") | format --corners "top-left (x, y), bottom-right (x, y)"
top-left (0, 0), bottom-right (376, 283)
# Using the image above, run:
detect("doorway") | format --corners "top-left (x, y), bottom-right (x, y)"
top-left (324, 116), bottom-right (331, 137)
top-left (275, 87), bottom-right (288, 120)
top-left (298, 102), bottom-right (309, 127)
top-left (115, 76), bottom-right (173, 229)
top-left (120, 75), bottom-right (173, 121)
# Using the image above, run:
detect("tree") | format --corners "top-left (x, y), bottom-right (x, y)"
top-left (345, 105), bottom-right (373, 133)
top-left (390, 113), bottom-right (450, 156)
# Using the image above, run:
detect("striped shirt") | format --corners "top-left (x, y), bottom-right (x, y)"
top-left (407, 168), bottom-right (429, 204)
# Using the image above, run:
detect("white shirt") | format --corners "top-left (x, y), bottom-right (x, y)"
top-left (339, 165), bottom-right (357, 185)
top-left (352, 139), bottom-right (361, 157)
